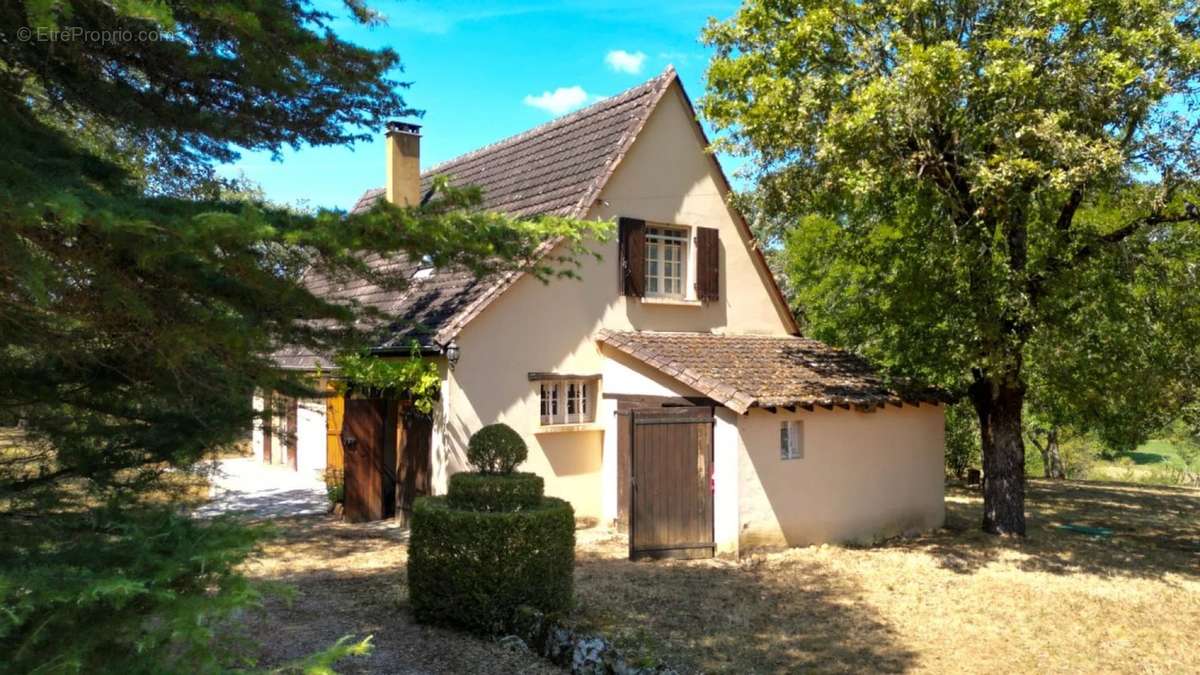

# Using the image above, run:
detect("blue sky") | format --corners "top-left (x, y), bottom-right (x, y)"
top-left (220, 0), bottom-right (743, 210)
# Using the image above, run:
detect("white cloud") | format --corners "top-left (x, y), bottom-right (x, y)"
top-left (523, 86), bottom-right (590, 115)
top-left (605, 49), bottom-right (647, 74)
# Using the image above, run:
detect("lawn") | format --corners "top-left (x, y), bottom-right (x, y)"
top-left (1088, 438), bottom-right (1199, 485)
top-left (572, 480), bottom-right (1200, 673)
top-left (1127, 438), bottom-right (1194, 467)
top-left (241, 479), bottom-right (1199, 674)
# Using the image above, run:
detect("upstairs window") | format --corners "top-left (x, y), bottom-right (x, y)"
top-left (619, 217), bottom-right (719, 302)
top-left (645, 226), bottom-right (688, 298)
top-left (780, 420), bottom-right (804, 460)
top-left (538, 378), bottom-right (597, 426)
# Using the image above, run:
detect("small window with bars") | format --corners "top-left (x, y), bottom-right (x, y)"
top-left (538, 379), bottom-right (596, 426)
top-left (780, 420), bottom-right (804, 460)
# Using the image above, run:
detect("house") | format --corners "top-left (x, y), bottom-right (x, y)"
top-left (254, 67), bottom-right (945, 556)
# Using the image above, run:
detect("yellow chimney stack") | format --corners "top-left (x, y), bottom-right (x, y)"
top-left (385, 121), bottom-right (421, 206)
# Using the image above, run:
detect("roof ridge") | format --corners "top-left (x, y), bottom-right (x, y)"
top-left (421, 66), bottom-right (677, 177)
top-left (606, 329), bottom-right (803, 339)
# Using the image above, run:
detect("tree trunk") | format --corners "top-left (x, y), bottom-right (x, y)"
top-left (971, 377), bottom-right (1027, 536)
top-left (1029, 427), bottom-right (1066, 480)
top-left (1046, 428), bottom-right (1066, 479)
top-left (1028, 432), bottom-right (1052, 478)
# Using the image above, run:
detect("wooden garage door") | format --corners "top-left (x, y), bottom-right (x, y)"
top-left (629, 406), bottom-right (715, 560)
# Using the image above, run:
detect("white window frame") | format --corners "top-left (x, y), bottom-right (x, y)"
top-left (780, 420), bottom-right (804, 460)
top-left (645, 225), bottom-right (690, 299)
top-left (538, 379), bottom-right (596, 426)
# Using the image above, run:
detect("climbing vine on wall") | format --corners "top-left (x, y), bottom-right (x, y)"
top-left (332, 346), bottom-right (441, 414)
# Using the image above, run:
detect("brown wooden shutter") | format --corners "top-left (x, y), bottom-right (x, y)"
top-left (695, 227), bottom-right (720, 301)
top-left (618, 217), bottom-right (646, 297)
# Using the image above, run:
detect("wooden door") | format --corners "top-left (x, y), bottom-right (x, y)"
top-left (396, 408), bottom-right (432, 526)
top-left (325, 392), bottom-right (345, 471)
top-left (629, 406), bottom-right (715, 560)
top-left (342, 398), bottom-right (387, 522)
top-left (615, 409), bottom-right (633, 531)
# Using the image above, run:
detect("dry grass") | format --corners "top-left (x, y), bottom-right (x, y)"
top-left (240, 515), bottom-right (558, 674)
top-left (573, 479), bottom-right (1200, 674)
top-left (239, 479), bottom-right (1198, 674)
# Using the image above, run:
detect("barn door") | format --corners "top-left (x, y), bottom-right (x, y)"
top-left (342, 398), bottom-right (387, 522)
top-left (629, 406), bottom-right (715, 560)
top-left (396, 407), bottom-right (432, 526)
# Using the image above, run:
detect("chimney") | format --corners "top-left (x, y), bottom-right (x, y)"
top-left (385, 121), bottom-right (421, 206)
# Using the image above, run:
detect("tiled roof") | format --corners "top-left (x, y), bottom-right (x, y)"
top-left (270, 69), bottom-right (678, 369)
top-left (272, 252), bottom-right (485, 370)
top-left (597, 330), bottom-right (942, 414)
top-left (351, 68), bottom-right (673, 219)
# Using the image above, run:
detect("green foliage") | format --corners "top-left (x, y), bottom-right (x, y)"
top-left (333, 348), bottom-right (440, 414)
top-left (466, 423), bottom-right (528, 475)
top-left (706, 0), bottom-right (1200, 531)
top-left (0, 508), bottom-right (267, 674)
top-left (1, 0), bottom-right (413, 192)
top-left (407, 496), bottom-right (575, 635)
top-left (271, 635), bottom-right (374, 675)
top-left (1164, 416), bottom-right (1200, 470)
top-left (323, 468), bottom-right (345, 506)
top-left (945, 402), bottom-right (981, 479)
top-left (447, 472), bottom-right (544, 512)
top-left (0, 0), bottom-right (607, 507)
top-left (0, 0), bottom-right (607, 670)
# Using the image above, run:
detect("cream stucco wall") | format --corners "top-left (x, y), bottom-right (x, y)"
top-left (737, 404), bottom-right (946, 549)
top-left (252, 393), bottom-right (265, 461)
top-left (296, 398), bottom-right (327, 477)
top-left (439, 82), bottom-right (793, 519)
top-left (251, 391), bottom-right (325, 475)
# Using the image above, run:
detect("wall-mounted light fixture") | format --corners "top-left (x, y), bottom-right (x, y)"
top-left (445, 341), bottom-right (460, 370)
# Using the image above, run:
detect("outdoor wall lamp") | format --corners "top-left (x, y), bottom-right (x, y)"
top-left (445, 341), bottom-right (460, 370)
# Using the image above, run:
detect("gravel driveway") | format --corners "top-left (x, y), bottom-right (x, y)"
top-left (196, 456), bottom-right (328, 518)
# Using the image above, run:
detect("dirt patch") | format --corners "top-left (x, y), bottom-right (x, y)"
top-left (241, 515), bottom-right (559, 674)
top-left (573, 479), bottom-right (1200, 673)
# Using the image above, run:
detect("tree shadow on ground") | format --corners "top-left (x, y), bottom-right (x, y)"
top-left (234, 514), bottom-right (554, 675)
top-left (1126, 450), bottom-right (1175, 465)
top-left (195, 488), bottom-right (329, 518)
top-left (572, 541), bottom-right (916, 674)
top-left (885, 480), bottom-right (1200, 580)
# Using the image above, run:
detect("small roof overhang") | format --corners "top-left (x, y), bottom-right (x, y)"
top-left (597, 329), bottom-right (944, 415)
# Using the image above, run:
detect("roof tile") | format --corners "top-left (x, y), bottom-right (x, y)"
top-left (277, 72), bottom-right (675, 367)
top-left (285, 71), bottom-right (675, 366)
top-left (597, 330), bottom-right (940, 413)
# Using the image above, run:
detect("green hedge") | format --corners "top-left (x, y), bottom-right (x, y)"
top-left (466, 423), bottom-right (527, 474)
top-left (447, 472), bottom-right (544, 512)
top-left (407, 496), bottom-right (575, 634)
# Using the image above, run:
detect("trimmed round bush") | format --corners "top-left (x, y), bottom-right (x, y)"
top-left (466, 423), bottom-right (527, 474)
top-left (447, 472), bottom-right (543, 512)
top-left (407, 496), bottom-right (575, 634)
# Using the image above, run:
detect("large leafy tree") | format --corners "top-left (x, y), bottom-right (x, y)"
top-left (0, 1), bottom-right (600, 668)
top-left (704, 0), bottom-right (1200, 534)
